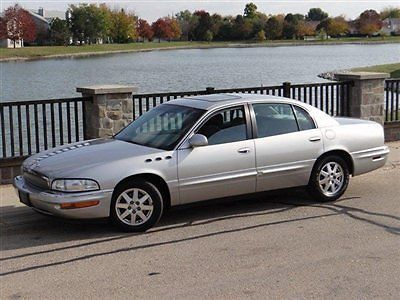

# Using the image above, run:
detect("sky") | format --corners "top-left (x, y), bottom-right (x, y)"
top-left (1, 0), bottom-right (399, 21)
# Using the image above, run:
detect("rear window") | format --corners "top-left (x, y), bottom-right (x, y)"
top-left (293, 106), bottom-right (316, 131)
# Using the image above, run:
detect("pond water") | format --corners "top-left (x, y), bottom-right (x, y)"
top-left (1, 43), bottom-right (399, 101)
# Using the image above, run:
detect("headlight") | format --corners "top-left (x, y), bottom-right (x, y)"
top-left (51, 179), bottom-right (99, 192)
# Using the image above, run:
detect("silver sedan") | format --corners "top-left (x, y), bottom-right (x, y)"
top-left (14, 94), bottom-right (389, 231)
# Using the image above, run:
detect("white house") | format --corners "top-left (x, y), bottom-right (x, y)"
top-left (0, 7), bottom-right (66, 48)
top-left (0, 38), bottom-right (23, 48)
top-left (381, 18), bottom-right (400, 35)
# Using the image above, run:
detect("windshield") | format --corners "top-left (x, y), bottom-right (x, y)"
top-left (115, 104), bottom-right (205, 150)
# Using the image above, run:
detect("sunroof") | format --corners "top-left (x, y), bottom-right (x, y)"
top-left (188, 94), bottom-right (242, 102)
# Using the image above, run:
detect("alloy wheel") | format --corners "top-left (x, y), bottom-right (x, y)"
top-left (115, 188), bottom-right (154, 226)
top-left (318, 162), bottom-right (345, 197)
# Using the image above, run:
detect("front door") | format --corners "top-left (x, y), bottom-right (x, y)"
top-left (177, 105), bottom-right (256, 204)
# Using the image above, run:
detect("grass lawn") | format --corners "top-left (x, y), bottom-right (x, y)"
top-left (352, 63), bottom-right (400, 78)
top-left (0, 41), bottom-right (230, 59)
top-left (1, 36), bottom-right (400, 60)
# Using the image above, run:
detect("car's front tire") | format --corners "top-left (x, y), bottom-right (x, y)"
top-left (308, 155), bottom-right (350, 202)
top-left (110, 180), bottom-right (163, 232)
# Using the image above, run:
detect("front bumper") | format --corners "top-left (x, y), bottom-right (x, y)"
top-left (13, 176), bottom-right (113, 219)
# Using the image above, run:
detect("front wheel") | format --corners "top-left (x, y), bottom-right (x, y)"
top-left (110, 180), bottom-right (163, 232)
top-left (307, 156), bottom-right (350, 202)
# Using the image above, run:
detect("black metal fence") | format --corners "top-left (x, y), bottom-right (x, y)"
top-left (385, 79), bottom-right (400, 122)
top-left (132, 81), bottom-right (351, 119)
top-left (0, 97), bottom-right (92, 160)
top-left (0, 80), bottom-right (355, 161)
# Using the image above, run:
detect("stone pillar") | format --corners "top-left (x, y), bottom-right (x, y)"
top-left (334, 72), bottom-right (389, 125)
top-left (76, 85), bottom-right (137, 139)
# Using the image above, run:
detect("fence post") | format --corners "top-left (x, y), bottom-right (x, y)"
top-left (282, 82), bottom-right (291, 98)
top-left (334, 72), bottom-right (389, 125)
top-left (206, 87), bottom-right (215, 94)
top-left (76, 85), bottom-right (137, 139)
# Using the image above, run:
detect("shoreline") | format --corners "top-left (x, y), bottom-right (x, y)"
top-left (1, 40), bottom-right (399, 62)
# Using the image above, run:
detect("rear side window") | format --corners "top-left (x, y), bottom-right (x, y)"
top-left (253, 103), bottom-right (298, 138)
top-left (293, 106), bottom-right (316, 131)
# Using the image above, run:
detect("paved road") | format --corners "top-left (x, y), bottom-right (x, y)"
top-left (1, 143), bottom-right (399, 299)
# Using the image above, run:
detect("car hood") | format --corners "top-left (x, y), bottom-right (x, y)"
top-left (23, 139), bottom-right (161, 178)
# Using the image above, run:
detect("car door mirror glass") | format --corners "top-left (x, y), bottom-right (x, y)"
top-left (189, 134), bottom-right (208, 147)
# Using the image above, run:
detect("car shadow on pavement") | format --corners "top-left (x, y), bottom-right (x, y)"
top-left (1, 189), bottom-right (307, 252)
top-left (2, 187), bottom-right (399, 251)
top-left (1, 188), bottom-right (399, 277)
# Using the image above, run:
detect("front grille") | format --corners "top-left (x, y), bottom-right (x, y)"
top-left (23, 171), bottom-right (50, 190)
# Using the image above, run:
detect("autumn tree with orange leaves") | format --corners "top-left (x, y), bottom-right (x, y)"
top-left (152, 17), bottom-right (181, 42)
top-left (137, 19), bottom-right (154, 41)
top-left (0, 4), bottom-right (36, 47)
top-left (356, 9), bottom-right (382, 37)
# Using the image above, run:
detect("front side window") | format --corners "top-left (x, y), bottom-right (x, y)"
top-left (293, 106), bottom-right (316, 131)
top-left (196, 106), bottom-right (247, 145)
top-left (253, 103), bottom-right (298, 138)
top-left (115, 104), bottom-right (205, 150)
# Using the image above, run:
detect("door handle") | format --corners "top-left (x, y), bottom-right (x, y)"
top-left (309, 136), bottom-right (321, 142)
top-left (237, 147), bottom-right (251, 154)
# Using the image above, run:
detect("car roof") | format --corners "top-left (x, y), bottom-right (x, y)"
top-left (164, 93), bottom-right (339, 128)
top-left (165, 93), bottom-right (303, 110)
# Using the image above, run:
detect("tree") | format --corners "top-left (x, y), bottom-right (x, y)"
top-left (166, 17), bottom-right (182, 40)
top-left (68, 5), bottom-right (86, 44)
top-left (356, 10), bottom-right (382, 36)
top-left (109, 8), bottom-right (137, 43)
top-left (49, 18), bottom-right (70, 45)
top-left (244, 3), bottom-right (258, 19)
top-left (205, 30), bottom-right (213, 42)
top-left (210, 13), bottom-right (223, 37)
top-left (152, 17), bottom-right (181, 42)
top-left (215, 17), bottom-right (233, 40)
top-left (69, 4), bottom-right (116, 44)
top-left (98, 4), bottom-right (113, 43)
top-left (296, 21), bottom-right (316, 39)
top-left (323, 16), bottom-right (349, 36)
top-left (176, 10), bottom-right (199, 41)
top-left (256, 29), bottom-right (266, 42)
top-left (232, 15), bottom-right (253, 40)
top-left (265, 16), bottom-right (283, 39)
top-left (283, 13), bottom-right (304, 39)
top-left (306, 8), bottom-right (329, 21)
top-left (137, 19), bottom-right (153, 41)
top-left (192, 10), bottom-right (212, 40)
top-left (380, 7), bottom-right (400, 19)
top-left (251, 12), bottom-right (268, 37)
top-left (0, 4), bottom-right (36, 48)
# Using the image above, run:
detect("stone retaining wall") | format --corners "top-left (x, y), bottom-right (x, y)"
top-left (384, 122), bottom-right (400, 142)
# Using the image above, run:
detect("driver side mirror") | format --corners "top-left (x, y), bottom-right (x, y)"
top-left (188, 134), bottom-right (208, 148)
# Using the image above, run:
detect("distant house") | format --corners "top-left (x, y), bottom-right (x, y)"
top-left (1, 7), bottom-right (66, 47)
top-left (347, 20), bottom-right (359, 35)
top-left (0, 12), bottom-right (24, 48)
top-left (306, 21), bottom-right (320, 31)
top-left (27, 8), bottom-right (66, 45)
top-left (0, 38), bottom-right (23, 48)
top-left (381, 18), bottom-right (400, 35)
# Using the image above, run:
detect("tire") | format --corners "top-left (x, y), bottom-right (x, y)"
top-left (110, 180), bottom-right (164, 232)
top-left (307, 155), bottom-right (350, 202)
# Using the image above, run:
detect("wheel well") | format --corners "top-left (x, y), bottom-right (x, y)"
top-left (115, 174), bottom-right (171, 209)
top-left (315, 150), bottom-right (354, 175)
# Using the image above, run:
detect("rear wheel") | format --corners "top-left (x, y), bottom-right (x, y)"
top-left (308, 155), bottom-right (350, 202)
top-left (110, 180), bottom-right (163, 232)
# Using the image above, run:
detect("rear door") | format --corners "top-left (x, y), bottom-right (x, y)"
top-left (251, 103), bottom-right (324, 192)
